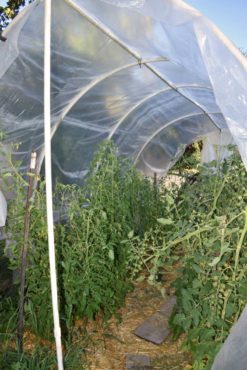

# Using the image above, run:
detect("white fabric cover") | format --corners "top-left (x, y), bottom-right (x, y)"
top-left (0, 0), bottom-right (246, 184)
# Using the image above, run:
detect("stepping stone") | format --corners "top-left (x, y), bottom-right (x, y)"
top-left (134, 296), bottom-right (176, 345)
top-left (126, 354), bottom-right (152, 370)
top-left (158, 296), bottom-right (176, 316)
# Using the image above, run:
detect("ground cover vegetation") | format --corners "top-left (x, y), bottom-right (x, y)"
top-left (0, 140), bottom-right (246, 369)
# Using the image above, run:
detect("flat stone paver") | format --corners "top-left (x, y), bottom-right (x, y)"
top-left (133, 296), bottom-right (176, 345)
top-left (126, 354), bottom-right (152, 370)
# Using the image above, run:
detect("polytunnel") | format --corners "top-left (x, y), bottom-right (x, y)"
top-left (0, 0), bottom-right (247, 369)
top-left (1, 0), bottom-right (247, 183)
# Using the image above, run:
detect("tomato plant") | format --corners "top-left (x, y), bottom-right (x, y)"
top-left (4, 141), bottom-right (166, 339)
top-left (168, 153), bottom-right (247, 369)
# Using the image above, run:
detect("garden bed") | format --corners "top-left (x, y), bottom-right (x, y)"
top-left (0, 142), bottom-right (246, 369)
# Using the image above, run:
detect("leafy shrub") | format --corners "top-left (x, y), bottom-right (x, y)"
top-left (5, 141), bottom-right (165, 339)
top-left (57, 141), bottom-right (165, 330)
top-left (169, 153), bottom-right (247, 369)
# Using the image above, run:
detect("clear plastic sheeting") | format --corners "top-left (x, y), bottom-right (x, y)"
top-left (99, 0), bottom-right (146, 8)
top-left (136, 113), bottom-right (217, 175)
top-left (211, 304), bottom-right (247, 370)
top-left (201, 130), bottom-right (235, 164)
top-left (0, 0), bottom-right (247, 184)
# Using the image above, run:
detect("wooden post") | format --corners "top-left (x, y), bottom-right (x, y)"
top-left (153, 172), bottom-right (158, 204)
top-left (153, 172), bottom-right (158, 194)
top-left (17, 151), bottom-right (37, 353)
top-left (153, 172), bottom-right (157, 188)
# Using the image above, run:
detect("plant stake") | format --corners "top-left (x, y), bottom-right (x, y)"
top-left (17, 151), bottom-right (37, 353)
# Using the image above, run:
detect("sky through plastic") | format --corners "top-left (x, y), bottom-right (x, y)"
top-left (186, 0), bottom-right (247, 50)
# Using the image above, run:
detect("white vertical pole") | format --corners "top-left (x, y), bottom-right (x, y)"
top-left (44, 0), bottom-right (64, 369)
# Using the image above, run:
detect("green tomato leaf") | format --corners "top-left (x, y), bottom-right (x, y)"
top-left (157, 218), bottom-right (174, 226)
top-left (209, 256), bottom-right (221, 267)
top-left (101, 211), bottom-right (107, 220)
top-left (108, 249), bottom-right (115, 261)
top-left (166, 194), bottom-right (174, 205)
top-left (128, 230), bottom-right (134, 239)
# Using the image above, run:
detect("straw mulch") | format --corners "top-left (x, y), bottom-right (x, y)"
top-left (83, 270), bottom-right (192, 370)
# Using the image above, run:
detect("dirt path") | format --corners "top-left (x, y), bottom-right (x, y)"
top-left (84, 270), bottom-right (192, 370)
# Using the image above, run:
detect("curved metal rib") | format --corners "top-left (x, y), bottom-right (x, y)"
top-left (65, 0), bottom-right (167, 64)
top-left (109, 84), bottom-right (215, 139)
top-left (37, 0), bottom-right (222, 173)
top-left (144, 64), bottom-right (222, 131)
top-left (108, 87), bottom-right (171, 139)
top-left (36, 57), bottom-right (167, 172)
top-left (65, 0), bottom-right (222, 132)
top-left (50, 58), bottom-right (166, 137)
top-left (134, 111), bottom-right (220, 164)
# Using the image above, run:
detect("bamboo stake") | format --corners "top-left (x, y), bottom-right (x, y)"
top-left (153, 172), bottom-right (157, 188)
top-left (17, 151), bottom-right (37, 353)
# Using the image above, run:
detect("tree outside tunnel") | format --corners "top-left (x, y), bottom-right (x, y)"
top-left (0, 0), bottom-right (32, 31)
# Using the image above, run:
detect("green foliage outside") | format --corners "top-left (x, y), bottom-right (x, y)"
top-left (173, 141), bottom-right (201, 172)
top-left (0, 0), bottom-right (31, 31)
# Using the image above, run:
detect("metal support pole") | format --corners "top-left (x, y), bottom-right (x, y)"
top-left (44, 0), bottom-right (64, 368)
